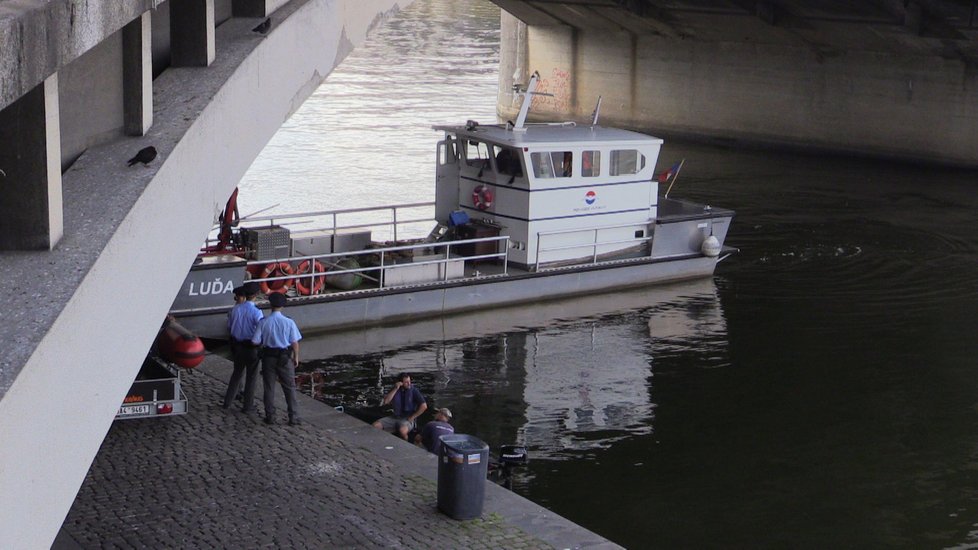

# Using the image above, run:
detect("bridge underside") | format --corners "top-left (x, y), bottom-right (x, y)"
top-left (493, 0), bottom-right (978, 166)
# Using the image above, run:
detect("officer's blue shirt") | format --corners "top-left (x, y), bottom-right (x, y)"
top-left (227, 301), bottom-right (263, 341)
top-left (251, 311), bottom-right (302, 349)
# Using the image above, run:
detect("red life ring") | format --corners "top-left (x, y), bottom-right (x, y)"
top-left (472, 185), bottom-right (493, 210)
top-left (258, 261), bottom-right (294, 295)
top-left (294, 259), bottom-right (327, 295)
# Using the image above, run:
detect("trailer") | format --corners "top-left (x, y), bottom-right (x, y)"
top-left (115, 355), bottom-right (189, 420)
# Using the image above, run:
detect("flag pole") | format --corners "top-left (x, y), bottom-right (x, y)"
top-left (664, 159), bottom-right (685, 198)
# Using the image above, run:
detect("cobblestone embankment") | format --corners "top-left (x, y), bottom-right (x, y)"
top-left (57, 355), bottom-right (621, 549)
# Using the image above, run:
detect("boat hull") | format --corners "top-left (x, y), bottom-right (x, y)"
top-left (173, 253), bottom-right (726, 340)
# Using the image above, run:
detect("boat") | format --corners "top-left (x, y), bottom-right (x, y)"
top-left (169, 73), bottom-right (736, 340)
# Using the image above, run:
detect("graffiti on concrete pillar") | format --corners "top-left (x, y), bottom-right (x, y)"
top-left (531, 68), bottom-right (571, 114)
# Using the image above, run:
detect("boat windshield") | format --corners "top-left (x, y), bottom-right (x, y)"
top-left (493, 145), bottom-right (523, 178)
top-left (464, 140), bottom-right (492, 169)
top-left (530, 151), bottom-right (573, 178)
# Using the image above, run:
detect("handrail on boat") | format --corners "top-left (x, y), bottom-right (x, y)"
top-left (203, 202), bottom-right (436, 247)
top-left (534, 220), bottom-right (654, 271)
top-left (248, 234), bottom-right (511, 291)
top-left (241, 202), bottom-right (434, 224)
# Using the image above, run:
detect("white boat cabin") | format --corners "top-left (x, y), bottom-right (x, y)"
top-left (433, 120), bottom-right (664, 268)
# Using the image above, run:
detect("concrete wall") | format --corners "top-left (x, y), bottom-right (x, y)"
top-left (152, 2), bottom-right (174, 78)
top-left (59, 31), bottom-right (126, 170)
top-left (216, 0), bottom-right (233, 25)
top-left (500, 17), bottom-right (978, 167)
top-left (0, 0), bottom-right (147, 113)
top-left (0, 0), bottom-right (405, 546)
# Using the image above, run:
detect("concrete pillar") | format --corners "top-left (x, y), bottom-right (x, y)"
top-left (502, 24), bottom-right (978, 166)
top-left (123, 12), bottom-right (154, 136)
top-left (0, 74), bottom-right (64, 250)
top-left (497, 12), bottom-right (528, 119)
top-left (519, 25), bottom-right (578, 120)
top-left (170, 0), bottom-right (216, 67)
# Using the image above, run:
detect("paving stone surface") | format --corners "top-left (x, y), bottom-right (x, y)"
top-left (60, 363), bottom-right (554, 549)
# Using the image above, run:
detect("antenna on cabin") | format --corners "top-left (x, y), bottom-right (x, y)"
top-left (590, 96), bottom-right (602, 125)
top-left (512, 71), bottom-right (553, 132)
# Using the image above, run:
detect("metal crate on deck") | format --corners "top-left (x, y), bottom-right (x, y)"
top-left (241, 226), bottom-right (291, 261)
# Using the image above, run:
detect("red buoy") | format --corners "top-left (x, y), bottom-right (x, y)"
top-left (157, 317), bottom-right (205, 368)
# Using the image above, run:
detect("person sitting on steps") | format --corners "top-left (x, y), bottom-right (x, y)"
top-left (372, 373), bottom-right (427, 440)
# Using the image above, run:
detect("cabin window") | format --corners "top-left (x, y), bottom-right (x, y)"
top-left (609, 149), bottom-right (646, 176)
top-left (465, 141), bottom-right (491, 168)
top-left (530, 151), bottom-right (573, 178)
top-left (493, 146), bottom-right (524, 178)
top-left (582, 151), bottom-right (601, 177)
top-left (438, 136), bottom-right (459, 166)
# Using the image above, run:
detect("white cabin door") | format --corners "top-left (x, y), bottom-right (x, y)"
top-left (435, 135), bottom-right (460, 223)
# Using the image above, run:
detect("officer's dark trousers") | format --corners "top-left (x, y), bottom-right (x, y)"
top-left (224, 341), bottom-right (259, 410)
top-left (261, 352), bottom-right (299, 421)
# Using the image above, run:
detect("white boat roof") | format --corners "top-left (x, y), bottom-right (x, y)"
top-left (432, 122), bottom-right (664, 148)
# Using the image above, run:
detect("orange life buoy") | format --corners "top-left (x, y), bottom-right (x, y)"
top-left (294, 259), bottom-right (327, 295)
top-left (472, 185), bottom-right (493, 210)
top-left (258, 261), bottom-right (294, 295)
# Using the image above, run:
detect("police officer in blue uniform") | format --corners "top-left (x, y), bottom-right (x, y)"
top-left (251, 292), bottom-right (303, 425)
top-left (223, 282), bottom-right (263, 412)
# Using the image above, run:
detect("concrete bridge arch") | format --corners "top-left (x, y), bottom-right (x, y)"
top-left (0, 0), bottom-right (405, 546)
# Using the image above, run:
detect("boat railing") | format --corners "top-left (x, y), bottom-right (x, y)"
top-left (534, 221), bottom-right (653, 270)
top-left (203, 202), bottom-right (436, 247)
top-left (248, 234), bottom-right (510, 292)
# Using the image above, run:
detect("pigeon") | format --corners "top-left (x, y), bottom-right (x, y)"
top-left (252, 18), bottom-right (271, 34)
top-left (127, 146), bottom-right (157, 167)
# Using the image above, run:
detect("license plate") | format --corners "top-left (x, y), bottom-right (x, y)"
top-left (117, 404), bottom-right (152, 416)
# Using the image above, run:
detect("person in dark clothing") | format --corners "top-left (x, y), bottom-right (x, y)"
top-left (417, 408), bottom-right (454, 454)
top-left (223, 283), bottom-right (262, 412)
top-left (372, 373), bottom-right (427, 440)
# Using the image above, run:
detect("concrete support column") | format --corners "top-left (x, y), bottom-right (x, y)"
top-left (123, 12), bottom-right (154, 136)
top-left (502, 25), bottom-right (978, 165)
top-left (518, 25), bottom-right (579, 120)
top-left (497, 12), bottom-right (528, 118)
top-left (0, 75), bottom-right (63, 250)
top-left (170, 0), bottom-right (216, 67)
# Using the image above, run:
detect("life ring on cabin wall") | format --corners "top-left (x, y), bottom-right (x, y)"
top-left (258, 261), bottom-right (294, 295)
top-left (472, 185), bottom-right (494, 210)
top-left (294, 259), bottom-right (327, 295)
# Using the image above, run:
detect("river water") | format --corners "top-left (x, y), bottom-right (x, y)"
top-left (238, 0), bottom-right (978, 547)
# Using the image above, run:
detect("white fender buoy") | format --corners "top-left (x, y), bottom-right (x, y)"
top-left (701, 235), bottom-right (721, 257)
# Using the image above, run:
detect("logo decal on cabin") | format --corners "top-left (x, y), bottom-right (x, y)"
top-left (584, 190), bottom-right (597, 205)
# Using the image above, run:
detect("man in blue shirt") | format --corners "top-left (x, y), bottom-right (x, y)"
top-left (373, 373), bottom-right (427, 440)
top-left (223, 283), bottom-right (263, 412)
top-left (418, 408), bottom-right (454, 455)
top-left (251, 292), bottom-right (303, 425)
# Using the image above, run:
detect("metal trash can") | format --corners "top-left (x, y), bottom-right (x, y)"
top-left (437, 434), bottom-right (489, 520)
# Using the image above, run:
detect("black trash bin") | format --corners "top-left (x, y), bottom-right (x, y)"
top-left (437, 434), bottom-right (489, 520)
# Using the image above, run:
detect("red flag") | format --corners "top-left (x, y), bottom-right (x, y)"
top-left (657, 161), bottom-right (682, 183)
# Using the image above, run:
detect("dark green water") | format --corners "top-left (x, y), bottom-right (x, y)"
top-left (242, 0), bottom-right (978, 545)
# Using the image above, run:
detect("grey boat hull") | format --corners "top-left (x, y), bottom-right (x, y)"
top-left (174, 252), bottom-right (728, 340)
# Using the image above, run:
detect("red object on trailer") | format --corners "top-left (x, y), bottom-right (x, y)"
top-left (156, 317), bottom-right (206, 368)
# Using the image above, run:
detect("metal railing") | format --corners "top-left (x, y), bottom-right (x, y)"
top-left (203, 202), bottom-right (436, 247)
top-left (249, 234), bottom-right (511, 293)
top-left (534, 221), bottom-right (653, 271)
